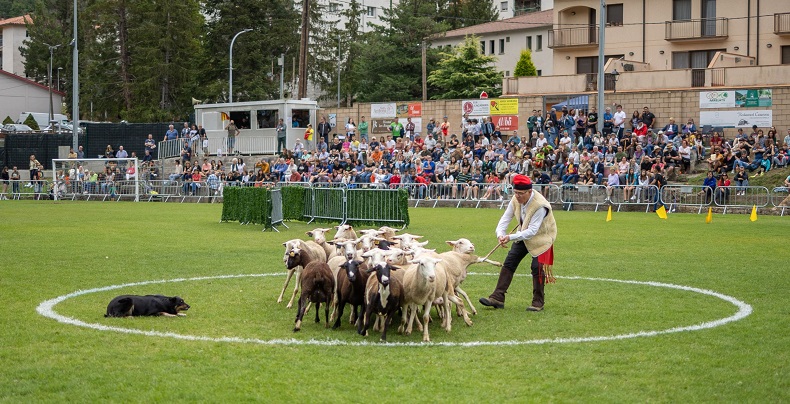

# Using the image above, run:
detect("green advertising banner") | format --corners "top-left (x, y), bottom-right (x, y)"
top-left (736, 89), bottom-right (772, 107)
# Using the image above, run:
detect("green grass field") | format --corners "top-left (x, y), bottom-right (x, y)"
top-left (1, 202), bottom-right (788, 402)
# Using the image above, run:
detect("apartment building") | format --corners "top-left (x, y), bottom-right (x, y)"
top-left (0, 15), bottom-right (30, 77)
top-left (548, 0), bottom-right (790, 76)
top-left (496, 0), bottom-right (554, 19)
top-left (432, 9), bottom-right (554, 77)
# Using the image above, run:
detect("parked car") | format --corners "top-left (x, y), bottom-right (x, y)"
top-left (2, 124), bottom-right (34, 133)
top-left (43, 122), bottom-right (83, 134)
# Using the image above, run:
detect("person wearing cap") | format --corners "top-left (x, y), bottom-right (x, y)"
top-left (480, 174), bottom-right (557, 311)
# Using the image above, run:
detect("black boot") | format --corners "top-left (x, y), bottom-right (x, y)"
top-left (479, 267), bottom-right (515, 309)
top-left (527, 270), bottom-right (545, 312)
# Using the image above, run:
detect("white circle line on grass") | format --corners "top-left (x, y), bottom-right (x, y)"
top-left (36, 273), bottom-right (753, 347)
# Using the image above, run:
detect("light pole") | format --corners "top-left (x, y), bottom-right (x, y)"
top-left (57, 67), bottom-right (62, 92)
top-left (229, 28), bottom-right (252, 103)
top-left (44, 43), bottom-right (61, 125)
top-left (337, 35), bottom-right (341, 108)
top-left (72, 0), bottom-right (79, 150)
top-left (278, 53), bottom-right (285, 99)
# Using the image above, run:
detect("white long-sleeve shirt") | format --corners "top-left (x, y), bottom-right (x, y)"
top-left (496, 193), bottom-right (547, 242)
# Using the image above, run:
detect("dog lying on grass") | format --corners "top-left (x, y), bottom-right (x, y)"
top-left (105, 295), bottom-right (190, 318)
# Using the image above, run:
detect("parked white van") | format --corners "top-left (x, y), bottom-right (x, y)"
top-left (18, 112), bottom-right (68, 130)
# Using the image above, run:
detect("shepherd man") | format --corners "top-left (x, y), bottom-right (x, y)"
top-left (479, 174), bottom-right (557, 312)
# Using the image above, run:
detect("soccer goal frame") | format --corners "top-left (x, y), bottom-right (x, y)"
top-left (51, 158), bottom-right (141, 202)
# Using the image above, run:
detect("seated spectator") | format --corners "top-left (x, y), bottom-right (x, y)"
top-left (480, 173), bottom-right (502, 200)
top-left (605, 167), bottom-right (620, 201)
top-left (715, 172), bottom-right (731, 203)
top-left (580, 169), bottom-right (596, 185)
top-left (561, 158), bottom-right (579, 184)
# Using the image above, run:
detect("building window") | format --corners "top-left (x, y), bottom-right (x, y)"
top-left (329, 2), bottom-right (339, 12)
top-left (671, 49), bottom-right (724, 69)
top-left (506, 71), bottom-right (510, 76)
top-left (673, 0), bottom-right (691, 20)
top-left (526, 36), bottom-right (532, 50)
top-left (506, 36), bottom-right (510, 43)
top-left (576, 55), bottom-right (625, 74)
top-left (366, 6), bottom-right (376, 17)
top-left (537, 69), bottom-right (542, 76)
top-left (782, 46), bottom-right (790, 65)
top-left (501, 1), bottom-right (508, 11)
top-left (535, 35), bottom-right (542, 51)
top-left (607, 4), bottom-right (624, 26)
top-left (499, 39), bottom-right (505, 54)
top-left (489, 40), bottom-right (495, 55)
top-left (480, 41), bottom-right (485, 54)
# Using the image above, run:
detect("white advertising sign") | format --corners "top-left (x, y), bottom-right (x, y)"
top-left (699, 91), bottom-right (736, 109)
top-left (370, 103), bottom-right (397, 118)
top-left (461, 100), bottom-right (490, 116)
top-left (700, 110), bottom-right (772, 128)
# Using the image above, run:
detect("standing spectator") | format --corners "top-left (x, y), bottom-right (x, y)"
top-left (404, 117), bottom-right (415, 140)
top-left (180, 122), bottom-right (190, 139)
top-left (180, 142), bottom-right (192, 165)
top-left (144, 134), bottom-right (157, 155)
top-left (0, 166), bottom-right (8, 200)
top-left (11, 166), bottom-right (20, 196)
top-left (276, 118), bottom-right (287, 154)
top-left (440, 116), bottom-right (450, 142)
top-left (29, 154), bottom-right (40, 187)
top-left (225, 120), bottom-right (240, 155)
top-left (587, 107), bottom-right (598, 134)
top-left (164, 124), bottom-right (178, 141)
top-left (358, 116), bottom-right (369, 141)
top-left (116, 145), bottom-right (128, 159)
top-left (640, 106), bottom-right (656, 130)
top-left (77, 145), bottom-right (85, 160)
top-left (613, 104), bottom-right (626, 139)
top-left (317, 116), bottom-right (332, 145)
top-left (189, 124), bottom-right (200, 155)
top-left (389, 119), bottom-right (404, 140)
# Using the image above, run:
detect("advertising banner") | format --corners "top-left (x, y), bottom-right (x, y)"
top-left (371, 103), bottom-right (396, 118)
top-left (699, 89), bottom-right (772, 108)
top-left (371, 118), bottom-right (397, 134)
top-left (489, 98), bottom-right (518, 115)
top-left (461, 100), bottom-right (490, 116)
top-left (408, 103), bottom-right (422, 117)
top-left (492, 115), bottom-right (519, 131)
top-left (700, 110), bottom-right (772, 128)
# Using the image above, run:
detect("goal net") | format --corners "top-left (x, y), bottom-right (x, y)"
top-left (51, 158), bottom-right (141, 201)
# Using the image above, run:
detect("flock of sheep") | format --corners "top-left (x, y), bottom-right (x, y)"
top-left (280, 225), bottom-right (502, 342)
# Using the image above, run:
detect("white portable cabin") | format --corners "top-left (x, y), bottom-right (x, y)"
top-left (194, 99), bottom-right (319, 155)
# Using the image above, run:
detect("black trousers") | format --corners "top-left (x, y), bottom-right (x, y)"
top-left (503, 240), bottom-right (540, 276)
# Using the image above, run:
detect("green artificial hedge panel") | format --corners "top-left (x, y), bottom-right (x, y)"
top-left (280, 186), bottom-right (307, 221)
top-left (221, 187), bottom-right (272, 227)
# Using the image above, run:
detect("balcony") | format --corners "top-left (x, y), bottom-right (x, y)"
top-left (548, 26), bottom-right (599, 49)
top-left (665, 18), bottom-right (728, 41)
top-left (775, 13), bottom-right (790, 35)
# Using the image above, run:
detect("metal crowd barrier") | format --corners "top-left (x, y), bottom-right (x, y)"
top-left (268, 188), bottom-right (287, 232)
top-left (772, 187), bottom-right (789, 216)
top-left (157, 139), bottom-right (185, 160)
top-left (345, 188), bottom-right (407, 225)
top-left (713, 186), bottom-right (770, 214)
top-left (560, 184), bottom-right (608, 211)
top-left (603, 185), bottom-right (659, 212)
top-left (5, 180), bottom-right (50, 200)
top-left (307, 187), bottom-right (346, 224)
top-left (660, 185), bottom-right (712, 214)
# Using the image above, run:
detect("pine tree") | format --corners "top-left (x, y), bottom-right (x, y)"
top-left (23, 114), bottom-right (39, 130)
top-left (513, 49), bottom-right (538, 77)
top-left (427, 35), bottom-right (502, 100)
top-left (0, 0), bottom-right (36, 19)
top-left (2, 116), bottom-right (14, 125)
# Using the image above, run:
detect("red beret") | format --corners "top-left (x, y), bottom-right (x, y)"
top-left (513, 174), bottom-right (532, 190)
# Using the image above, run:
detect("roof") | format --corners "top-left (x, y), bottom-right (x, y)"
top-left (437, 9), bottom-right (553, 39)
top-left (0, 14), bottom-right (32, 28)
top-left (0, 69), bottom-right (66, 97)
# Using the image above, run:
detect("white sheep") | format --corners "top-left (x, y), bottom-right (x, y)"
top-left (279, 239), bottom-right (327, 309)
top-left (394, 256), bottom-right (442, 342)
top-left (441, 238), bottom-right (502, 317)
top-left (391, 233), bottom-right (424, 250)
top-left (333, 224), bottom-right (357, 242)
top-left (305, 228), bottom-right (334, 259)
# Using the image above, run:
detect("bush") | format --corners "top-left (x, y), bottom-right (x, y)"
top-left (513, 49), bottom-right (537, 77)
top-left (23, 114), bottom-right (40, 131)
top-left (2, 116), bottom-right (13, 125)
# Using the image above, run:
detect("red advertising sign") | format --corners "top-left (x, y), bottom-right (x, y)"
top-left (408, 103), bottom-right (422, 117)
top-left (493, 115), bottom-right (519, 131)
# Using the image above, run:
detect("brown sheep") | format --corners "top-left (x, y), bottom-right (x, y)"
top-left (294, 261), bottom-right (335, 332)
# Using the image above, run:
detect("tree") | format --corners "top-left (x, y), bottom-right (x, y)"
top-left (201, 0), bottom-right (300, 103)
top-left (0, 0), bottom-right (36, 19)
top-left (513, 49), bottom-right (537, 77)
top-left (3, 116), bottom-right (14, 125)
top-left (23, 114), bottom-right (39, 130)
top-left (441, 0), bottom-right (499, 30)
top-left (353, 0), bottom-right (449, 102)
top-left (427, 35), bottom-right (502, 100)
